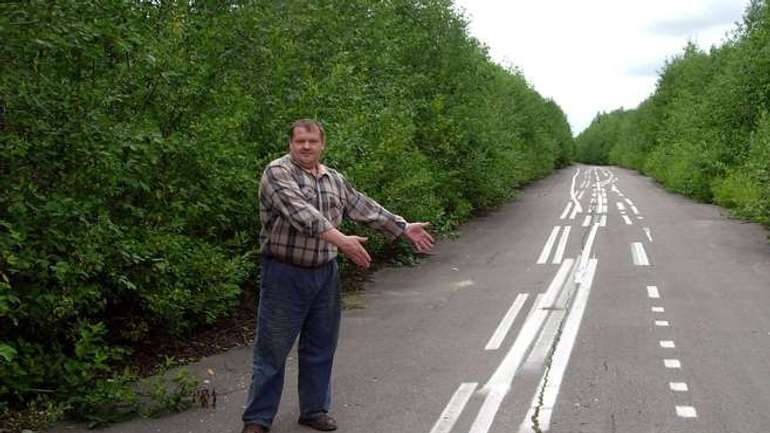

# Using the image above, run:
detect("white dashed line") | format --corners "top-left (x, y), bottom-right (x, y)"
top-left (582, 215), bottom-right (592, 227)
top-left (632, 243), bottom-right (650, 266)
top-left (552, 226), bottom-right (572, 264)
top-left (676, 406), bottom-right (698, 418)
top-left (560, 202), bottom-right (573, 220)
top-left (429, 383), bottom-right (478, 433)
top-left (622, 215), bottom-right (633, 225)
top-left (660, 340), bottom-right (676, 349)
top-left (664, 359), bottom-right (682, 369)
top-left (652, 306), bottom-right (665, 313)
top-left (643, 227), bottom-right (653, 242)
top-left (655, 320), bottom-right (670, 327)
top-left (600, 215), bottom-right (607, 227)
top-left (670, 382), bottom-right (689, 392)
top-left (537, 226), bottom-right (561, 264)
top-left (647, 285), bottom-right (660, 299)
top-left (485, 294), bottom-right (529, 351)
top-left (616, 202), bottom-right (626, 211)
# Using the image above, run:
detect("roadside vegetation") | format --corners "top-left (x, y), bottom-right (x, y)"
top-left (0, 0), bottom-right (574, 428)
top-left (575, 0), bottom-right (770, 227)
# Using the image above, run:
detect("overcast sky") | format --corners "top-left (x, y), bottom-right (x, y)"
top-left (453, 0), bottom-right (750, 135)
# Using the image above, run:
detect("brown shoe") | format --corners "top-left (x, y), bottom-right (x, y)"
top-left (298, 414), bottom-right (337, 431)
top-left (241, 423), bottom-right (268, 433)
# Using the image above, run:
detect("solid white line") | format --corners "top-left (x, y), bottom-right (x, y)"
top-left (485, 294), bottom-right (529, 351)
top-left (670, 382), bottom-right (689, 392)
top-left (560, 202), bottom-right (573, 220)
top-left (652, 306), bottom-right (665, 313)
top-left (660, 340), bottom-right (676, 349)
top-left (552, 226), bottom-right (572, 264)
top-left (664, 359), bottom-right (682, 369)
top-left (582, 215), bottom-right (592, 227)
top-left (471, 260), bottom-right (575, 433)
top-left (429, 382), bottom-right (478, 433)
top-left (655, 320), bottom-right (670, 327)
top-left (676, 406), bottom-right (698, 418)
top-left (537, 226), bottom-right (561, 264)
top-left (643, 227), bottom-right (653, 242)
top-left (600, 215), bottom-right (607, 227)
top-left (518, 259), bottom-right (599, 433)
top-left (622, 215), bottom-right (633, 225)
top-left (632, 243), bottom-right (650, 266)
top-left (647, 285), bottom-right (660, 299)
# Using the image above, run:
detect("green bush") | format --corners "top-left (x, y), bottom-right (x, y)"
top-left (1, 0), bottom-right (573, 424)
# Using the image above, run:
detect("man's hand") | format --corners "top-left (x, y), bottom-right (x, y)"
top-left (403, 222), bottom-right (434, 253)
top-left (320, 228), bottom-right (371, 268)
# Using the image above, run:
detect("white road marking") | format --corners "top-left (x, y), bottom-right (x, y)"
top-left (660, 340), bottom-right (676, 349)
top-left (560, 202), bottom-right (573, 220)
top-left (632, 243), bottom-right (650, 266)
top-left (429, 383), bottom-right (477, 433)
top-left (537, 226), bottom-right (561, 264)
top-left (519, 259), bottom-right (598, 433)
top-left (568, 205), bottom-right (579, 220)
top-left (631, 205), bottom-right (640, 215)
top-left (637, 216), bottom-right (644, 220)
top-left (676, 406), bottom-right (698, 418)
top-left (625, 198), bottom-right (634, 206)
top-left (652, 306), bottom-right (665, 313)
top-left (622, 215), bottom-right (633, 225)
top-left (570, 169), bottom-right (583, 213)
top-left (552, 226), bottom-right (572, 264)
top-left (471, 260), bottom-right (575, 433)
top-left (670, 382), bottom-right (689, 392)
top-left (616, 202), bottom-right (626, 211)
top-left (600, 215), bottom-right (607, 227)
top-left (664, 359), bottom-right (682, 369)
top-left (582, 215), bottom-right (592, 227)
top-left (655, 320), bottom-right (670, 327)
top-left (647, 285), bottom-right (660, 299)
top-left (643, 227), bottom-right (653, 242)
top-left (485, 294), bottom-right (529, 351)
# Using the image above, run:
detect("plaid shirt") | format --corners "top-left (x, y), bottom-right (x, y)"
top-left (259, 154), bottom-right (406, 267)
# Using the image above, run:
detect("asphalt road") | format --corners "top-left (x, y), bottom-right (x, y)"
top-left (50, 165), bottom-right (770, 433)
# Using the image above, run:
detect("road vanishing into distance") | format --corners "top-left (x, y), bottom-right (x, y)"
top-left (52, 165), bottom-right (770, 433)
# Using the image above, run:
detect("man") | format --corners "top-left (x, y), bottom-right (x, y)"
top-left (242, 119), bottom-right (434, 433)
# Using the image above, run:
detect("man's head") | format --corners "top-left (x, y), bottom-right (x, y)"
top-left (288, 119), bottom-right (325, 170)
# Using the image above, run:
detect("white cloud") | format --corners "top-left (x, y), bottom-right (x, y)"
top-left (453, 0), bottom-right (749, 134)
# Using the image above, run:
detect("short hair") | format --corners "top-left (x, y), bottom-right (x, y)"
top-left (288, 119), bottom-right (325, 142)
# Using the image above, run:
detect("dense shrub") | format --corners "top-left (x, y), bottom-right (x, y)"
top-left (1, 0), bottom-right (573, 421)
top-left (575, 0), bottom-right (770, 225)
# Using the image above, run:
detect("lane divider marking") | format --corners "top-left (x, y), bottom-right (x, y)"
top-left (664, 359), bottom-right (682, 369)
top-left (552, 226), bottom-right (572, 264)
top-left (429, 382), bottom-right (478, 433)
top-left (632, 243), bottom-right (650, 266)
top-left (675, 406), bottom-right (698, 418)
top-left (485, 294), bottom-right (529, 351)
top-left (647, 286), bottom-right (660, 299)
top-left (670, 382), bottom-right (689, 392)
top-left (660, 340), bottom-right (676, 349)
top-left (537, 226), bottom-right (561, 264)
top-left (560, 202), bottom-right (573, 220)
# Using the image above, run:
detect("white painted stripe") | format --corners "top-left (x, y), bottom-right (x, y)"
top-left (632, 242), bottom-right (650, 266)
top-left (652, 306), bottom-right (665, 313)
top-left (625, 198), bottom-right (634, 206)
top-left (429, 382), bottom-right (477, 433)
top-left (537, 226), bottom-right (561, 264)
top-left (637, 216), bottom-right (644, 220)
top-left (660, 340), bottom-right (676, 349)
top-left (670, 382), bottom-right (689, 392)
top-left (655, 320), bottom-right (670, 327)
top-left (471, 260), bottom-right (575, 433)
top-left (518, 259), bottom-right (599, 433)
top-left (676, 406), bottom-right (698, 418)
top-left (582, 215), bottom-right (592, 227)
top-left (577, 223), bottom-right (600, 284)
top-left (600, 215), bottom-right (607, 227)
top-left (570, 169), bottom-right (583, 213)
top-left (560, 202), bottom-right (573, 220)
top-left (664, 359), bottom-right (682, 369)
top-left (552, 226), bottom-right (572, 264)
top-left (622, 215), bottom-right (633, 225)
top-left (647, 285), bottom-right (660, 299)
top-left (616, 202), bottom-right (626, 211)
top-left (631, 205), bottom-right (640, 215)
top-left (643, 227), bottom-right (653, 242)
top-left (485, 294), bottom-right (529, 351)
top-left (568, 205), bottom-right (579, 220)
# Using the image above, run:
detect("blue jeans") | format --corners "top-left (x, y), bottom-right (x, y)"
top-left (242, 256), bottom-right (341, 428)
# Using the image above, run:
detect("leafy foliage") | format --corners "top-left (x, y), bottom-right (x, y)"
top-left (576, 0), bottom-right (770, 225)
top-left (0, 0), bottom-right (573, 423)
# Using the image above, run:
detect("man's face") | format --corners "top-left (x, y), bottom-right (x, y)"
top-left (289, 125), bottom-right (325, 170)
